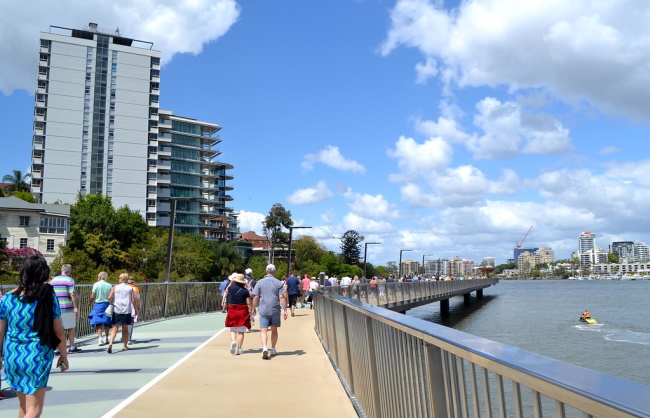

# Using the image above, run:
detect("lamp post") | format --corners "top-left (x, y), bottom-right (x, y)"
top-left (422, 254), bottom-right (434, 276)
top-left (399, 249), bottom-right (414, 279)
top-left (363, 242), bottom-right (381, 278)
top-left (287, 226), bottom-right (311, 277)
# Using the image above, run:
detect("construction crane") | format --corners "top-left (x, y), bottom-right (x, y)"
top-left (516, 226), bottom-right (534, 249)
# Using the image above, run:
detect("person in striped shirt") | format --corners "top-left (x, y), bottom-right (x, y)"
top-left (50, 264), bottom-right (80, 353)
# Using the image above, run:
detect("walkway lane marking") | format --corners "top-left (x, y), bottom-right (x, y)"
top-left (101, 327), bottom-right (229, 418)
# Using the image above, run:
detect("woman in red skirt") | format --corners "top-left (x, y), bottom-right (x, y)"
top-left (225, 273), bottom-right (252, 355)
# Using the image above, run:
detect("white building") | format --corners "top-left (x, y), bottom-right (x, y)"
top-left (578, 231), bottom-right (596, 268)
top-left (0, 196), bottom-right (70, 265)
top-left (31, 23), bottom-right (237, 239)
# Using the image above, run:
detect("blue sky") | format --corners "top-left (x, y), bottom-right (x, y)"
top-left (2, 0), bottom-right (650, 267)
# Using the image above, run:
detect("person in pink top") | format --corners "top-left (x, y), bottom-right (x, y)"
top-left (301, 274), bottom-right (311, 308)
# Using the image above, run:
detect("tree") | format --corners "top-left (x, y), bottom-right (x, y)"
top-left (262, 203), bottom-right (293, 263)
top-left (2, 169), bottom-right (31, 193)
top-left (608, 252), bottom-right (619, 264)
top-left (339, 230), bottom-right (362, 265)
top-left (385, 261), bottom-right (398, 276)
top-left (10, 191), bottom-right (37, 203)
top-left (320, 251), bottom-right (342, 276)
top-left (293, 235), bottom-right (326, 272)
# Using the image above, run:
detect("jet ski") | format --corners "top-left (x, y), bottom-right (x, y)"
top-left (579, 317), bottom-right (597, 324)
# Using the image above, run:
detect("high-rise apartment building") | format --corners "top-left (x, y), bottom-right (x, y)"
top-left (31, 23), bottom-right (237, 239)
top-left (578, 231), bottom-right (596, 268)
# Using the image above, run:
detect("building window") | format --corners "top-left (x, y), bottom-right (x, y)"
top-left (47, 239), bottom-right (55, 252)
top-left (151, 57), bottom-right (160, 66)
top-left (0, 237), bottom-right (7, 245)
top-left (40, 217), bottom-right (68, 234)
top-left (38, 80), bottom-right (47, 89)
top-left (35, 108), bottom-right (46, 116)
top-left (19, 216), bottom-right (30, 226)
top-left (36, 94), bottom-right (46, 103)
top-left (38, 66), bottom-right (47, 75)
top-left (20, 238), bottom-right (28, 249)
top-left (40, 39), bottom-right (50, 48)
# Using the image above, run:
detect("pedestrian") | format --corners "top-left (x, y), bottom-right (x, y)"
top-left (0, 287), bottom-right (4, 400)
top-left (0, 255), bottom-right (69, 417)
top-left (286, 273), bottom-right (301, 317)
top-left (225, 274), bottom-right (252, 355)
top-left (251, 264), bottom-right (288, 360)
top-left (50, 264), bottom-right (81, 353)
top-left (106, 273), bottom-right (137, 354)
top-left (88, 271), bottom-right (112, 346)
top-left (301, 273), bottom-right (311, 308)
top-left (127, 277), bottom-right (141, 345)
top-left (308, 276), bottom-right (319, 309)
top-left (219, 275), bottom-right (232, 313)
top-left (244, 268), bottom-right (257, 331)
top-left (340, 274), bottom-right (352, 296)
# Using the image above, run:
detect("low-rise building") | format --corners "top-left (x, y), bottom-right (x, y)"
top-left (0, 196), bottom-right (70, 265)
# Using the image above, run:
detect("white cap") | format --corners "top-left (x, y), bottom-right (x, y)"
top-left (266, 264), bottom-right (276, 273)
top-left (228, 272), bottom-right (238, 280)
top-left (245, 268), bottom-right (253, 275)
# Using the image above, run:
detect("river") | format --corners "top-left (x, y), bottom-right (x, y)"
top-left (407, 279), bottom-right (650, 387)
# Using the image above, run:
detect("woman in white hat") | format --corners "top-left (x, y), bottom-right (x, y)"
top-left (224, 274), bottom-right (252, 355)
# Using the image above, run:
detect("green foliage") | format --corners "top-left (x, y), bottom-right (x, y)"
top-left (374, 265), bottom-right (389, 278)
top-left (339, 230), bottom-right (362, 265)
top-left (2, 169), bottom-right (31, 193)
top-left (246, 256), bottom-right (269, 280)
top-left (608, 252), bottom-right (619, 264)
top-left (496, 262), bottom-right (518, 273)
top-left (293, 235), bottom-right (326, 272)
top-left (10, 191), bottom-right (36, 203)
top-left (384, 261), bottom-right (398, 276)
top-left (340, 264), bottom-right (363, 278)
top-left (299, 260), bottom-right (324, 278)
top-left (320, 251), bottom-right (343, 276)
top-left (210, 239), bottom-right (245, 279)
top-left (262, 203), bottom-right (293, 263)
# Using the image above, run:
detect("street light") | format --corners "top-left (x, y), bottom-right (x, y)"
top-left (422, 254), bottom-right (434, 276)
top-left (363, 242), bottom-right (381, 278)
top-left (287, 226), bottom-right (312, 277)
top-left (399, 249), bottom-right (414, 279)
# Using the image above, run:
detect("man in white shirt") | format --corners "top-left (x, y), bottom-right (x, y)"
top-left (340, 275), bottom-right (352, 296)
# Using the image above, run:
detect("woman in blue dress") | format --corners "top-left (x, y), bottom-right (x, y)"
top-left (0, 255), bottom-right (69, 417)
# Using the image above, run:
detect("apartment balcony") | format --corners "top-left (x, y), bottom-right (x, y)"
top-left (157, 174), bottom-right (171, 184)
top-left (33, 141), bottom-right (44, 151)
top-left (157, 188), bottom-right (170, 198)
top-left (157, 202), bottom-right (171, 212)
top-left (40, 46), bottom-right (49, 54)
top-left (31, 170), bottom-right (42, 179)
top-left (149, 114), bottom-right (159, 121)
top-left (31, 185), bottom-right (41, 193)
top-left (37, 87), bottom-right (47, 95)
top-left (38, 73), bottom-right (48, 81)
top-left (158, 147), bottom-right (171, 156)
top-left (158, 119), bottom-right (172, 129)
top-left (157, 161), bottom-right (171, 170)
top-left (156, 217), bottom-right (170, 227)
top-left (147, 219), bottom-right (157, 227)
top-left (32, 157), bottom-right (43, 165)
top-left (35, 114), bottom-right (46, 122)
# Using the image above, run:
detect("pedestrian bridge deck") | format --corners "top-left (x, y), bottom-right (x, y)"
top-left (0, 309), bottom-right (357, 418)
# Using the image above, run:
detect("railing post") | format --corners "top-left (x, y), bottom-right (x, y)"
top-left (141, 285), bottom-right (148, 322)
top-left (183, 283), bottom-right (189, 315)
top-left (425, 343), bottom-right (449, 418)
top-left (365, 315), bottom-right (383, 418)
top-left (204, 283), bottom-right (209, 312)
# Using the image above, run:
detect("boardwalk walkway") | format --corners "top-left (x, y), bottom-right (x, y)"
top-left (0, 308), bottom-right (357, 417)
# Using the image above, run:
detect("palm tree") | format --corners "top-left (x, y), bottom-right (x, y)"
top-left (2, 169), bottom-right (31, 193)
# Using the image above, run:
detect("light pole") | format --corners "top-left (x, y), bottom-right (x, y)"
top-left (399, 249), bottom-right (413, 279)
top-left (422, 254), bottom-right (434, 276)
top-left (363, 242), bottom-right (381, 278)
top-left (287, 226), bottom-right (311, 277)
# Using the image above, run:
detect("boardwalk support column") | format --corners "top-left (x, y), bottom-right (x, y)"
top-left (440, 298), bottom-right (449, 314)
top-left (464, 293), bottom-right (471, 306)
top-left (476, 289), bottom-right (483, 299)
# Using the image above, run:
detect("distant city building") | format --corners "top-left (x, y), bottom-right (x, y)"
top-left (482, 257), bottom-right (496, 267)
top-left (514, 247), bottom-right (538, 263)
top-left (234, 231), bottom-right (291, 263)
top-left (0, 196), bottom-right (70, 265)
top-left (517, 248), bottom-right (555, 275)
top-left (610, 241), bottom-right (634, 262)
top-left (578, 231), bottom-right (596, 268)
top-left (429, 258), bottom-right (449, 276)
top-left (534, 248), bottom-right (555, 265)
top-left (632, 242), bottom-right (649, 263)
top-left (31, 23), bottom-right (237, 238)
top-left (401, 259), bottom-right (420, 276)
top-left (582, 248), bottom-right (608, 266)
top-left (592, 262), bottom-right (650, 276)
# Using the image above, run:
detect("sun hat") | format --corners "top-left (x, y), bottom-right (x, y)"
top-left (232, 273), bottom-right (246, 284)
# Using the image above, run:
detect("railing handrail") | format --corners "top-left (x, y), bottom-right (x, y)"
top-left (314, 283), bottom-right (650, 418)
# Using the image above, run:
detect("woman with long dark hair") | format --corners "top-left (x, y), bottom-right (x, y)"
top-left (0, 255), bottom-right (69, 417)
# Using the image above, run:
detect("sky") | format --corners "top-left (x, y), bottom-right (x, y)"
top-left (2, 0), bottom-right (650, 267)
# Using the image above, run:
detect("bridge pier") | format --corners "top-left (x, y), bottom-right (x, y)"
top-left (464, 293), bottom-right (471, 306)
top-left (440, 298), bottom-right (449, 315)
top-left (477, 289), bottom-right (483, 299)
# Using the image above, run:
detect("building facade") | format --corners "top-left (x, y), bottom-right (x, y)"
top-left (31, 23), bottom-right (237, 238)
top-left (0, 196), bottom-right (70, 265)
top-left (610, 241), bottom-right (634, 262)
top-left (578, 231), bottom-right (596, 268)
top-left (401, 259), bottom-right (420, 276)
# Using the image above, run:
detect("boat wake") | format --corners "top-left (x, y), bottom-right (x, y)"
top-left (574, 324), bottom-right (650, 346)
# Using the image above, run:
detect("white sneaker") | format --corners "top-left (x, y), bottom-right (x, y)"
top-left (98, 337), bottom-right (103, 345)
top-left (262, 347), bottom-right (269, 360)
top-left (237, 349), bottom-right (243, 355)
top-left (270, 348), bottom-right (277, 357)
top-left (230, 341), bottom-right (237, 355)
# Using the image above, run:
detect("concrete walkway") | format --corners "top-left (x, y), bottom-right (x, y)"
top-left (0, 308), bottom-right (357, 417)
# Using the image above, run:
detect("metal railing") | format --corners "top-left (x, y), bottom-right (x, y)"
top-left (1, 282), bottom-right (223, 339)
top-left (322, 279), bottom-right (498, 309)
top-left (314, 290), bottom-right (650, 418)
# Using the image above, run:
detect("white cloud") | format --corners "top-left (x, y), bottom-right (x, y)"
top-left (342, 189), bottom-right (400, 219)
top-left (237, 210), bottom-right (265, 235)
top-left (381, 0), bottom-right (650, 119)
top-left (387, 135), bottom-right (452, 181)
top-left (301, 146), bottom-right (366, 174)
top-left (599, 146), bottom-right (621, 155)
top-left (342, 213), bottom-right (394, 233)
top-left (287, 181), bottom-right (333, 205)
top-left (0, 0), bottom-right (240, 94)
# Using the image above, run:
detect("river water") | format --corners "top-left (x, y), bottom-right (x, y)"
top-left (407, 279), bottom-right (650, 387)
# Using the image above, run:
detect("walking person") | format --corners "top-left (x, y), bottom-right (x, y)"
top-left (127, 277), bottom-right (141, 345)
top-left (225, 274), bottom-right (252, 355)
top-left (285, 273), bottom-right (301, 317)
top-left (88, 271), bottom-right (112, 346)
top-left (50, 264), bottom-right (81, 353)
top-left (301, 273), bottom-right (311, 308)
top-left (251, 264), bottom-right (288, 360)
top-left (308, 276), bottom-right (320, 309)
top-left (0, 255), bottom-right (69, 417)
top-left (106, 273), bottom-right (137, 354)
